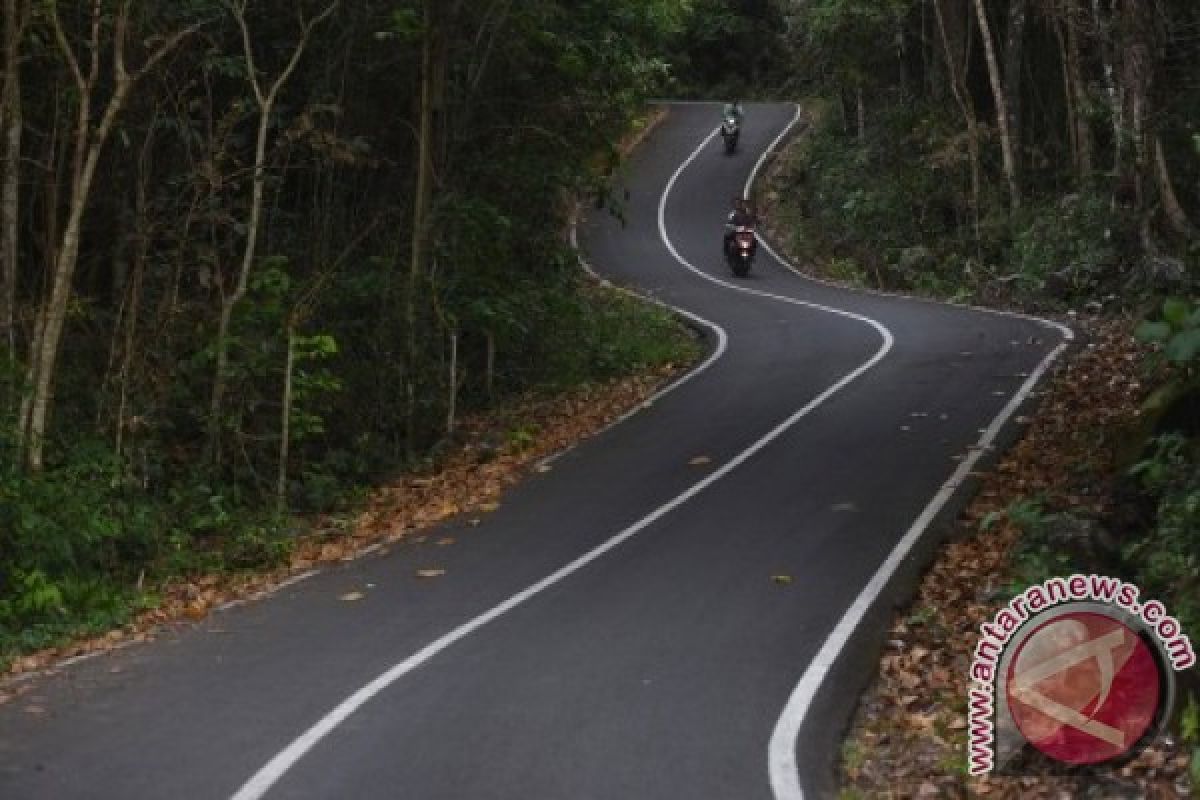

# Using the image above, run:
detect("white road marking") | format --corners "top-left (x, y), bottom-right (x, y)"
top-left (743, 107), bottom-right (1074, 342)
top-left (740, 105), bottom-right (1074, 800)
top-left (229, 108), bottom-right (893, 800)
top-left (535, 223), bottom-right (729, 469)
top-left (229, 104), bottom-right (1067, 800)
top-left (766, 335), bottom-right (1067, 800)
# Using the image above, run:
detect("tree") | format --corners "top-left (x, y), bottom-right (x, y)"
top-left (18, 1), bottom-right (198, 470)
top-left (972, 0), bottom-right (1021, 210)
top-left (0, 0), bottom-right (29, 363)
top-left (208, 0), bottom-right (338, 463)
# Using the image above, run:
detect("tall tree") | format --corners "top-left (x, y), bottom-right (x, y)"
top-left (1003, 0), bottom-right (1028, 182)
top-left (972, 0), bottom-right (1021, 210)
top-left (208, 0), bottom-right (338, 462)
top-left (18, 1), bottom-right (197, 470)
top-left (0, 0), bottom-right (28, 363)
top-left (934, 0), bottom-right (982, 238)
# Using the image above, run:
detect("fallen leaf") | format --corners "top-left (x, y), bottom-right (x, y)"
top-left (339, 591), bottom-right (365, 602)
top-left (772, 574), bottom-right (793, 584)
top-left (436, 537), bottom-right (456, 546)
top-left (416, 569), bottom-right (446, 579)
top-left (689, 455), bottom-right (712, 466)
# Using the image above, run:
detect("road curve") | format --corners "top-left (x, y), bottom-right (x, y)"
top-left (0, 103), bottom-right (1068, 800)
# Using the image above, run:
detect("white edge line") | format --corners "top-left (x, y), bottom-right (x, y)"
top-left (742, 106), bottom-right (1074, 343)
top-left (534, 223), bottom-right (729, 469)
top-left (766, 339), bottom-right (1068, 800)
top-left (230, 105), bottom-right (897, 800)
top-left (752, 105), bottom-right (1074, 800)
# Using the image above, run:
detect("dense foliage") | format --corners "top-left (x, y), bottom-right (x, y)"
top-left (775, 0), bottom-right (1199, 307)
top-left (0, 0), bottom-right (722, 658)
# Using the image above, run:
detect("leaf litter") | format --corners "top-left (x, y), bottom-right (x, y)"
top-left (837, 318), bottom-right (1194, 799)
top-left (3, 365), bottom-right (691, 684)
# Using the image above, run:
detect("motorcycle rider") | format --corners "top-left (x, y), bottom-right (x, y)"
top-left (723, 100), bottom-right (744, 125)
top-left (724, 196), bottom-right (758, 256)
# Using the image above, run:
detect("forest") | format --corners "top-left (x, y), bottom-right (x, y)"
top-left (1, 1), bottom-right (1197, 764)
top-left (0, 0), bottom-right (723, 652)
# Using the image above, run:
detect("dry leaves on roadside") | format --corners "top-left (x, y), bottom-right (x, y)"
top-left (838, 318), bottom-right (1194, 798)
top-left (4, 367), bottom-right (691, 684)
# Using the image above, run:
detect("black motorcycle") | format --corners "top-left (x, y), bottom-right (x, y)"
top-left (720, 114), bottom-right (740, 154)
top-left (726, 225), bottom-right (756, 277)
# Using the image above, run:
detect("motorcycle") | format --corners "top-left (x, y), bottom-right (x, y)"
top-left (720, 114), bottom-right (740, 154)
top-left (725, 225), bottom-right (756, 277)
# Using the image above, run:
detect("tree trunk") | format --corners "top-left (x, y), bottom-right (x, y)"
top-left (1153, 136), bottom-right (1194, 239)
top-left (277, 324), bottom-right (295, 513)
top-left (23, 73), bottom-right (133, 469)
top-left (1063, 0), bottom-right (1093, 179)
top-left (209, 108), bottom-right (271, 461)
top-left (1118, 0), bottom-right (1155, 250)
top-left (934, 0), bottom-right (982, 241)
top-left (406, 0), bottom-right (440, 459)
top-left (212, 0), bottom-right (337, 463)
top-left (972, 0), bottom-right (1021, 210)
top-left (445, 329), bottom-right (457, 436)
top-left (485, 330), bottom-right (494, 400)
top-left (1002, 0), bottom-right (1027, 182)
top-left (1092, 0), bottom-right (1123, 176)
top-left (0, 0), bottom-right (24, 362)
top-left (20, 2), bottom-right (196, 469)
top-left (855, 86), bottom-right (866, 144)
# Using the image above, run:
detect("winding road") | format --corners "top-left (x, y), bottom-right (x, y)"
top-left (0, 103), bottom-right (1069, 800)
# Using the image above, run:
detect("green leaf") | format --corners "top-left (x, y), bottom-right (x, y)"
top-left (390, 9), bottom-right (423, 39)
top-left (1162, 297), bottom-right (1191, 327)
top-left (979, 510), bottom-right (1003, 532)
top-left (1135, 320), bottom-right (1171, 343)
top-left (1165, 329), bottom-right (1200, 365)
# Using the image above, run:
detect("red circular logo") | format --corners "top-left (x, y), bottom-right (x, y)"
top-left (1005, 611), bottom-right (1162, 765)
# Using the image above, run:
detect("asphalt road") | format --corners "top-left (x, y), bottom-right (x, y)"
top-left (0, 103), bottom-right (1069, 800)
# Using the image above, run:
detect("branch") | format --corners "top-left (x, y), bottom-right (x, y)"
top-left (292, 211), bottom-right (385, 320)
top-left (128, 21), bottom-right (203, 83)
top-left (47, 0), bottom-right (85, 91)
top-left (264, 0), bottom-right (339, 110)
top-left (113, 0), bottom-right (129, 81)
top-left (228, 0), bottom-right (264, 106)
top-left (86, 0), bottom-right (101, 87)
top-left (230, 0), bottom-right (338, 112)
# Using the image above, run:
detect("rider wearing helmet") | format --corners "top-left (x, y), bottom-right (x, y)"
top-left (724, 196), bottom-right (757, 255)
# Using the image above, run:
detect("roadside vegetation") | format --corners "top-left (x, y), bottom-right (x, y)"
top-left (753, 0), bottom-right (1199, 793)
top-left (4, 0), bottom-right (1195, 790)
top-left (0, 0), bottom-right (752, 671)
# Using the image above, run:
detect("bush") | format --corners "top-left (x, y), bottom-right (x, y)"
top-left (523, 277), bottom-right (701, 390)
top-left (0, 435), bottom-right (290, 668)
top-left (776, 100), bottom-right (1006, 294)
top-left (1126, 434), bottom-right (1200, 636)
top-left (1005, 192), bottom-right (1133, 300)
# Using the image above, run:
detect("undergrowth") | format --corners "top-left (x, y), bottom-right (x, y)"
top-left (0, 280), bottom-right (699, 673)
